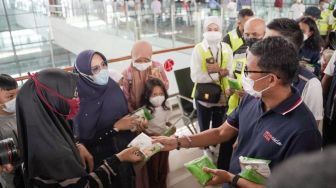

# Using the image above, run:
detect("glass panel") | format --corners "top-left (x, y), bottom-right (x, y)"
top-left (0, 16), bottom-right (8, 31)
top-left (0, 61), bottom-right (20, 76)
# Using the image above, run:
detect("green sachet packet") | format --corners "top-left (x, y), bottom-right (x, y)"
top-left (239, 166), bottom-right (267, 185)
top-left (133, 107), bottom-right (153, 120)
top-left (228, 78), bottom-right (241, 90)
top-left (184, 155), bottom-right (217, 186)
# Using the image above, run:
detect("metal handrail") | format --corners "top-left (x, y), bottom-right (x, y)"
top-left (14, 44), bottom-right (195, 81)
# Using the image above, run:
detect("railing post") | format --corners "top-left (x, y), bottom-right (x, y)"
top-left (170, 1), bottom-right (176, 47)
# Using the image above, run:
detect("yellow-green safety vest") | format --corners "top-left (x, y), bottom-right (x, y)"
top-left (227, 53), bottom-right (247, 115)
top-left (318, 9), bottom-right (332, 36)
top-left (191, 43), bottom-right (230, 99)
top-left (228, 29), bottom-right (244, 53)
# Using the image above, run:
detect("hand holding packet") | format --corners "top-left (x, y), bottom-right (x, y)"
top-left (238, 156), bottom-right (271, 184)
top-left (228, 78), bottom-right (241, 90)
top-left (127, 133), bottom-right (163, 161)
top-left (184, 155), bottom-right (217, 186)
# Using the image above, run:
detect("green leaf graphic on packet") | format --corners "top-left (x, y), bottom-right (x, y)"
top-left (184, 155), bottom-right (217, 186)
top-left (128, 133), bottom-right (163, 161)
top-left (228, 78), bottom-right (241, 90)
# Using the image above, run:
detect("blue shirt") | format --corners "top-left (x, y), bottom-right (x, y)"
top-left (226, 87), bottom-right (322, 175)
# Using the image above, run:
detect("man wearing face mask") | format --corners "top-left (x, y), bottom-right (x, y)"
top-left (223, 8), bottom-right (254, 55)
top-left (217, 17), bottom-right (266, 171)
top-left (153, 37), bottom-right (322, 188)
top-left (190, 16), bottom-right (233, 160)
top-left (265, 18), bottom-right (323, 126)
top-left (0, 74), bottom-right (18, 188)
top-left (122, 40), bottom-right (169, 112)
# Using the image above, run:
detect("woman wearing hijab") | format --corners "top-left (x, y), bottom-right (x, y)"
top-left (122, 40), bottom-right (169, 112)
top-left (74, 50), bottom-right (147, 188)
top-left (190, 16), bottom-right (233, 159)
top-left (16, 68), bottom-right (143, 187)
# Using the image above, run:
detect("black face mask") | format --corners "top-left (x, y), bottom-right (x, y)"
top-left (245, 37), bottom-right (262, 48)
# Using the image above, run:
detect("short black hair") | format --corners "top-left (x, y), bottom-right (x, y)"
top-left (266, 146), bottom-right (336, 188)
top-left (267, 18), bottom-right (303, 51)
top-left (249, 37), bottom-right (299, 85)
top-left (238, 9), bottom-right (254, 19)
top-left (0, 74), bottom-right (18, 91)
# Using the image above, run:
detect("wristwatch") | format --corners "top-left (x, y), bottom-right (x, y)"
top-left (230, 174), bottom-right (241, 188)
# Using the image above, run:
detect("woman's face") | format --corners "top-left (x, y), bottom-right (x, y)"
top-left (299, 22), bottom-right (312, 37)
top-left (151, 86), bottom-right (164, 98)
top-left (90, 54), bottom-right (107, 75)
top-left (207, 23), bottom-right (219, 32)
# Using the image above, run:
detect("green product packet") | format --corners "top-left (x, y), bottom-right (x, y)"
top-left (162, 126), bottom-right (176, 136)
top-left (143, 107), bottom-right (153, 120)
top-left (184, 155), bottom-right (217, 186)
top-left (228, 78), bottom-right (241, 90)
top-left (239, 167), bottom-right (267, 185)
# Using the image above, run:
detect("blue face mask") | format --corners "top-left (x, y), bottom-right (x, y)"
top-left (93, 69), bottom-right (109, 85)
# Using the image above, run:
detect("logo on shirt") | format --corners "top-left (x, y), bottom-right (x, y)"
top-left (263, 131), bottom-right (282, 146)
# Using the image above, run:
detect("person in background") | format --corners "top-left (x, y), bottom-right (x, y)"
top-left (154, 37), bottom-right (322, 188)
top-left (304, 6), bottom-right (322, 21)
top-left (236, 0), bottom-right (251, 11)
top-left (223, 8), bottom-right (254, 54)
top-left (290, 0), bottom-right (305, 20)
top-left (122, 41), bottom-right (169, 188)
top-left (122, 40), bottom-right (169, 112)
top-left (151, 0), bottom-right (161, 20)
top-left (320, 49), bottom-right (334, 77)
top-left (0, 74), bottom-right (18, 188)
top-left (317, 2), bottom-right (334, 43)
top-left (74, 50), bottom-right (147, 188)
top-left (298, 16), bottom-right (323, 77)
top-left (226, 0), bottom-right (237, 31)
top-left (265, 18), bottom-right (324, 125)
top-left (321, 50), bottom-right (336, 146)
top-left (190, 16), bottom-right (233, 160)
top-left (208, 0), bottom-right (221, 15)
top-left (16, 68), bottom-right (144, 188)
top-left (140, 78), bottom-right (174, 188)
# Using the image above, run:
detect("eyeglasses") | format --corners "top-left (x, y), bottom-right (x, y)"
top-left (91, 61), bottom-right (108, 74)
top-left (244, 66), bottom-right (271, 77)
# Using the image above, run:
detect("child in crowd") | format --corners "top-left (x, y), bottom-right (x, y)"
top-left (320, 49), bottom-right (334, 78)
top-left (141, 78), bottom-right (175, 188)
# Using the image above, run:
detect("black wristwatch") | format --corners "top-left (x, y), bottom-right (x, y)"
top-left (229, 174), bottom-right (241, 188)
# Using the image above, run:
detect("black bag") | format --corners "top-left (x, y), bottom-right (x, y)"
top-left (194, 83), bottom-right (222, 103)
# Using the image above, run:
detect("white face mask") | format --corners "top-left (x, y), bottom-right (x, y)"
top-left (2, 98), bottom-right (16, 113)
top-left (203, 31), bottom-right (222, 44)
top-left (133, 61), bottom-right (152, 71)
top-left (241, 73), bottom-right (271, 98)
top-left (93, 69), bottom-right (109, 85)
top-left (149, 96), bottom-right (165, 107)
top-left (303, 34), bottom-right (309, 41)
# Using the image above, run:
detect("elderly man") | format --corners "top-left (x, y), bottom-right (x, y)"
top-left (122, 40), bottom-right (169, 112)
top-left (154, 37), bottom-right (322, 188)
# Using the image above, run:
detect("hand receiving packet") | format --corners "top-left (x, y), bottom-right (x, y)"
top-left (184, 155), bottom-right (217, 186)
top-left (128, 133), bottom-right (163, 161)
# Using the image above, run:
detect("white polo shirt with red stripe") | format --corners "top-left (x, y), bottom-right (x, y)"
top-left (226, 87), bottom-right (322, 175)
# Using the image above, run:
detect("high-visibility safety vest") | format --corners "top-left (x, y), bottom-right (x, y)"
top-left (191, 43), bottom-right (231, 99)
top-left (318, 9), bottom-right (332, 36)
top-left (228, 29), bottom-right (244, 53)
top-left (227, 53), bottom-right (247, 115)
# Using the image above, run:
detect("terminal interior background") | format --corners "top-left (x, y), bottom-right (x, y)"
top-left (0, 0), bottom-right (321, 187)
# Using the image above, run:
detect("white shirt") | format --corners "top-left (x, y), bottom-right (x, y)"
top-left (290, 3), bottom-right (305, 20)
top-left (190, 39), bottom-right (234, 107)
top-left (324, 51), bottom-right (336, 76)
top-left (301, 77), bottom-right (324, 121)
top-left (147, 107), bottom-right (171, 135)
top-left (227, 2), bottom-right (237, 18)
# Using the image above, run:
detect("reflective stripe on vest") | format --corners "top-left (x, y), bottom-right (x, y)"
top-left (191, 43), bottom-right (230, 98)
top-left (227, 53), bottom-right (247, 115)
top-left (228, 29), bottom-right (244, 52)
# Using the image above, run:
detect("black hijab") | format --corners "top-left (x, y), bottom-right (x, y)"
top-left (16, 68), bottom-right (87, 181)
